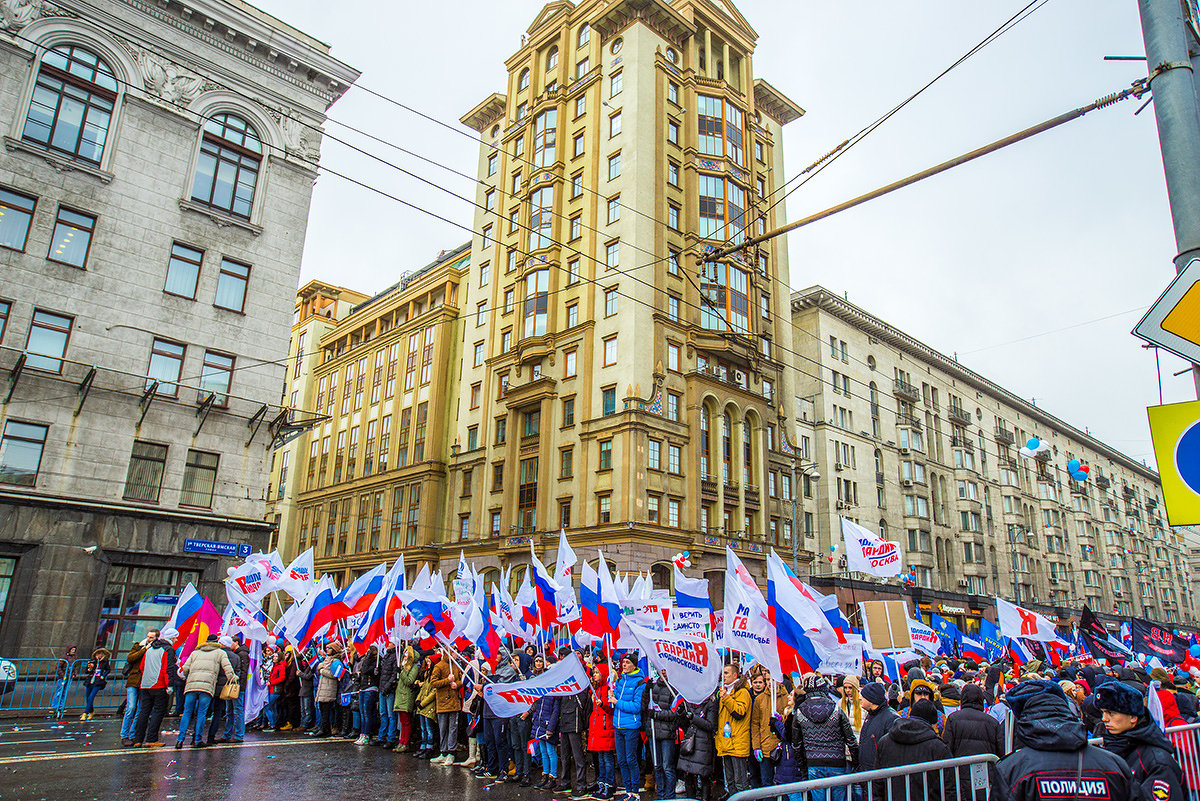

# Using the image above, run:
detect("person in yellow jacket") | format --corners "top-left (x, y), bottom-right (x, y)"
top-left (716, 663), bottom-right (752, 796)
top-left (749, 665), bottom-right (790, 787)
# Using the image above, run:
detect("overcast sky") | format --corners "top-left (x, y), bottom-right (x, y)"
top-left (254, 0), bottom-right (1196, 471)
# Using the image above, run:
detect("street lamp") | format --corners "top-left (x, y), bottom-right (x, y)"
top-left (791, 460), bottom-right (820, 575)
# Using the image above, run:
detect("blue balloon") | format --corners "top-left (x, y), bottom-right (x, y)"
top-left (1027, 438), bottom-right (1040, 451)
top-left (1190, 643), bottom-right (1200, 659)
top-left (1067, 459), bottom-right (1081, 472)
top-left (1071, 470), bottom-right (1087, 481)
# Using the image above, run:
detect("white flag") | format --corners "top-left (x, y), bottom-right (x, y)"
top-left (996, 596), bottom-right (1061, 643)
top-left (723, 548), bottom-right (782, 680)
top-left (624, 621), bottom-right (720, 704)
top-left (278, 548), bottom-right (315, 601)
top-left (840, 517), bottom-right (902, 577)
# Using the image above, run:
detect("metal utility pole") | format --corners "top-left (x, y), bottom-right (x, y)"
top-left (1139, 0), bottom-right (1200, 393)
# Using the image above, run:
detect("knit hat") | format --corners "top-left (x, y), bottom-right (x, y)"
top-left (909, 698), bottom-right (939, 725)
top-left (1095, 681), bottom-right (1147, 717)
top-left (802, 673), bottom-right (830, 693)
top-left (1150, 667), bottom-right (1173, 685)
top-left (861, 682), bottom-right (887, 707)
top-left (1005, 680), bottom-right (1067, 719)
top-left (218, 635), bottom-right (233, 648)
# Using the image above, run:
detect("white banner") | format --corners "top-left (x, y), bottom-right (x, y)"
top-left (669, 608), bottom-right (709, 635)
top-left (482, 654), bottom-right (591, 717)
top-left (908, 619), bottom-right (942, 657)
top-left (625, 621), bottom-right (720, 704)
top-left (723, 549), bottom-right (782, 679)
top-left (278, 548), bottom-right (314, 601)
top-left (814, 634), bottom-right (865, 676)
top-left (996, 596), bottom-right (1061, 643)
top-left (841, 517), bottom-right (902, 577)
top-left (712, 610), bottom-right (726, 650)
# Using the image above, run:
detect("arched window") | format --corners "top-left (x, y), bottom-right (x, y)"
top-left (23, 44), bottom-right (118, 165)
top-left (191, 113), bottom-right (262, 219)
top-left (879, 519), bottom-right (887, 537)
top-left (577, 24), bottom-right (590, 48)
top-left (508, 563), bottom-right (528, 596)
top-left (518, 68), bottom-right (530, 91)
top-left (546, 46), bottom-right (559, 71)
top-left (479, 567), bottom-right (501, 592)
top-left (650, 563), bottom-right (670, 592)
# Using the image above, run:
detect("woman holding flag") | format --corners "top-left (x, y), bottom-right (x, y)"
top-left (613, 652), bottom-right (650, 801)
top-left (588, 663), bottom-right (617, 799)
top-left (393, 645), bottom-right (419, 751)
top-left (313, 641), bottom-right (344, 738)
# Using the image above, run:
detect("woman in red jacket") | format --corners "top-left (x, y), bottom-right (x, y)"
top-left (268, 650), bottom-right (288, 731)
top-left (588, 664), bottom-right (617, 800)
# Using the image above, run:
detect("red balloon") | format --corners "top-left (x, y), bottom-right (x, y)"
top-left (1080, 465), bottom-right (1090, 474)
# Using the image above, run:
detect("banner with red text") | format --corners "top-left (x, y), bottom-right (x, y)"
top-left (481, 654), bottom-right (591, 717)
top-left (841, 517), bottom-right (902, 578)
top-left (624, 620), bottom-right (720, 704)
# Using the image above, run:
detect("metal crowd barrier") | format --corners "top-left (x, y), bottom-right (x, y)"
top-left (0, 658), bottom-right (128, 714)
top-left (727, 754), bottom-right (998, 801)
top-left (1165, 721), bottom-right (1200, 799)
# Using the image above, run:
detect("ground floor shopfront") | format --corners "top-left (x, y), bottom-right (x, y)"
top-left (0, 494), bottom-right (268, 661)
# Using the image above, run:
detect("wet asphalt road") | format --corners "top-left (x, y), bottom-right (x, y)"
top-left (0, 714), bottom-right (532, 801)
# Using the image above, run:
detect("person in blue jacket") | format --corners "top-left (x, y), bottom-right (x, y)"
top-left (612, 652), bottom-right (650, 801)
top-left (531, 690), bottom-right (561, 788)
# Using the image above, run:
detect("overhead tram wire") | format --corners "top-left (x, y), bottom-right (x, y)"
top-left (6, 32), bottom-right (902, 413)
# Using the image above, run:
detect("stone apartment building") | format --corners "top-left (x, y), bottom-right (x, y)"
top-left (791, 287), bottom-right (1194, 633)
top-left (0, 0), bottom-right (356, 658)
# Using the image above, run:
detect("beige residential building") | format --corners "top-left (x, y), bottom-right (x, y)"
top-left (791, 286), bottom-right (1196, 631)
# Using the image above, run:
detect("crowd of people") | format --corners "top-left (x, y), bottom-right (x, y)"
top-left (105, 628), bottom-right (1195, 801)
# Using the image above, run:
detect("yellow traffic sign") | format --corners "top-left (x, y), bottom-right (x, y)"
top-left (1134, 257), bottom-right (1200, 363)
top-left (1147, 399), bottom-right (1200, 526)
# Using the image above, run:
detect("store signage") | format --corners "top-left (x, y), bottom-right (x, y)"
top-left (184, 539), bottom-right (252, 557)
top-left (939, 605), bottom-right (967, 615)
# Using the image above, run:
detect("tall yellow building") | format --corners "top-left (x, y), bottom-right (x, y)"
top-left (452, 0), bottom-right (805, 592)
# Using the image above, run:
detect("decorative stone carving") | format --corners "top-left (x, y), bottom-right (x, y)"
top-left (279, 107), bottom-right (319, 161)
top-left (0, 0), bottom-right (53, 32)
top-left (135, 46), bottom-right (204, 105)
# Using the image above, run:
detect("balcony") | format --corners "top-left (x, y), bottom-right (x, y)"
top-left (1070, 481), bottom-right (1088, 496)
top-left (951, 436), bottom-right (974, 452)
top-left (896, 412), bottom-right (922, 430)
top-left (1095, 475), bottom-right (1111, 490)
top-left (744, 486), bottom-right (760, 510)
top-left (893, 379), bottom-right (921, 403)
top-left (994, 426), bottom-right (1015, 445)
top-left (948, 406), bottom-right (972, 426)
top-left (700, 475), bottom-right (719, 501)
top-left (1123, 485), bottom-right (1137, 499)
top-left (723, 483), bottom-right (741, 505)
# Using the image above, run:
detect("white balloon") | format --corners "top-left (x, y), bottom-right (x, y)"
top-left (1019, 447), bottom-right (1034, 458)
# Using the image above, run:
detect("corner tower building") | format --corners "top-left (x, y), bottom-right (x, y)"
top-left (454, 0), bottom-right (804, 592)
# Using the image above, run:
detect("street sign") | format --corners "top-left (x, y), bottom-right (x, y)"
top-left (184, 539), bottom-right (252, 558)
top-left (1133, 257), bottom-right (1200, 364)
top-left (1147, 399), bottom-right (1200, 525)
top-left (150, 594), bottom-right (178, 605)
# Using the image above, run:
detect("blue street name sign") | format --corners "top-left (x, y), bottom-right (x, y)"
top-left (184, 539), bottom-right (252, 558)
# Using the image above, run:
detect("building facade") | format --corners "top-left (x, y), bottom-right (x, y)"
top-left (790, 286), bottom-right (1196, 632)
top-left (0, 0), bottom-right (356, 658)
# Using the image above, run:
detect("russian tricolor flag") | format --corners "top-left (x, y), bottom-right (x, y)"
top-left (1008, 637), bottom-right (1033, 669)
top-left (329, 659), bottom-right (346, 680)
top-left (530, 547), bottom-right (562, 629)
top-left (581, 558), bottom-right (621, 643)
top-left (766, 550), bottom-right (829, 677)
top-left (959, 634), bottom-right (986, 662)
top-left (332, 562), bottom-right (388, 619)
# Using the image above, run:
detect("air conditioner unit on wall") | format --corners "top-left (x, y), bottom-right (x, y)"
top-left (902, 479), bottom-right (914, 488)
top-left (835, 462), bottom-right (844, 472)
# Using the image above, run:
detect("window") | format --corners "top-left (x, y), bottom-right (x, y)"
top-left (0, 188), bottom-right (36, 251)
top-left (529, 187), bottom-right (554, 249)
top-left (467, 425), bottom-right (478, 451)
top-left (603, 335), bottom-right (617, 366)
top-left (756, 141), bottom-right (765, 162)
top-left (667, 296), bottom-right (680, 321)
top-left (699, 174), bottom-right (746, 243)
top-left (123, 441), bottom-right (168, 502)
top-left (213, 258), bottom-right (250, 313)
top-left (573, 131), bottom-right (585, 156)
top-left (669, 443), bottom-right (682, 474)
top-left (667, 120), bottom-right (679, 144)
top-left (547, 46), bottom-right (559, 70)
top-left (476, 302), bottom-right (487, 327)
top-left (602, 387), bottom-right (616, 416)
top-left (484, 188), bottom-right (496, 213)
top-left (503, 290), bottom-right (514, 315)
top-left (578, 24), bottom-right (591, 47)
top-left (492, 463), bottom-right (504, 491)
top-left (607, 196), bottom-right (620, 223)
top-left (488, 152), bottom-right (498, 176)
top-left (147, 338), bottom-right (185, 396)
top-left (605, 240), bottom-right (620, 270)
top-left (566, 302), bottom-right (578, 326)
top-left (480, 260), bottom-right (490, 286)
top-left (668, 82), bottom-right (679, 104)
top-left (518, 68), bottom-right (530, 91)
top-left (523, 269), bottom-right (549, 337)
top-left (697, 94), bottom-right (745, 165)
top-left (180, 449), bottom-right (219, 507)
top-left (495, 417), bottom-right (507, 444)
top-left (608, 152), bottom-right (621, 180)
top-left (668, 249), bottom-right (681, 276)
top-left (0, 301), bottom-right (7, 343)
top-left (569, 215), bottom-right (582, 240)
top-left (25, 309), bottom-right (72, 372)
top-left (191, 114), bottom-right (261, 219)
top-left (565, 350), bottom-right (577, 377)
top-left (46, 207), bottom-right (95, 268)
top-left (199, 350), bottom-right (234, 405)
top-left (473, 342), bottom-right (485, 368)
top-left (23, 45), bottom-right (117, 165)
top-left (561, 448), bottom-right (574, 478)
top-left (562, 397), bottom-right (575, 426)
top-left (576, 58), bottom-right (590, 78)
top-left (648, 495), bottom-right (660, 523)
top-left (533, 110), bottom-right (557, 167)
top-left (507, 249), bottom-right (518, 273)
top-left (668, 204), bottom-right (680, 230)
top-left (610, 71), bottom-right (623, 96)
top-left (599, 439), bottom-right (612, 470)
top-left (604, 287), bottom-right (618, 316)
top-left (648, 438), bottom-right (663, 471)
top-left (609, 111), bottom-right (622, 137)
top-left (667, 342), bottom-right (680, 371)
top-left (522, 409), bottom-right (541, 438)
top-left (571, 173), bottom-right (583, 198)
top-left (667, 392), bottom-right (680, 421)
top-left (699, 262), bottom-right (750, 333)
top-left (598, 494), bottom-right (611, 524)
top-left (668, 498), bottom-right (681, 527)
top-left (516, 101), bottom-right (528, 120)
top-left (0, 421), bottom-right (48, 487)
top-left (668, 162), bottom-right (679, 187)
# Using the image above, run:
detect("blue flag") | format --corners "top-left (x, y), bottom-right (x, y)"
top-left (930, 612), bottom-right (960, 642)
top-left (980, 618), bottom-right (1004, 661)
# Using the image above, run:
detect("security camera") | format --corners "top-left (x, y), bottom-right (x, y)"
top-left (82, 545), bottom-right (98, 554)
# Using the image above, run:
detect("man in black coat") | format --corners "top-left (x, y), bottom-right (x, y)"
top-left (1096, 681), bottom-right (1186, 801)
top-left (556, 682), bottom-right (592, 798)
top-left (943, 683), bottom-right (1004, 799)
top-left (995, 680), bottom-right (1134, 801)
top-left (858, 682), bottom-right (899, 772)
top-left (873, 699), bottom-right (955, 800)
